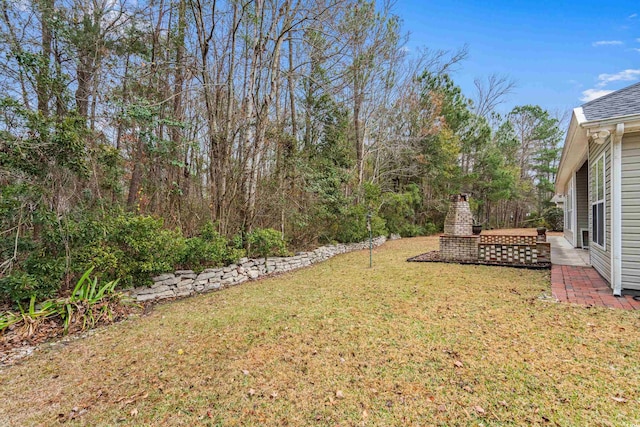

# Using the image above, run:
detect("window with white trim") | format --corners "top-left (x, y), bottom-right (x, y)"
top-left (592, 154), bottom-right (605, 248)
top-left (566, 178), bottom-right (573, 231)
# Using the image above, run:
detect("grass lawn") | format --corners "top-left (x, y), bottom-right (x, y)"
top-left (1, 236), bottom-right (639, 426)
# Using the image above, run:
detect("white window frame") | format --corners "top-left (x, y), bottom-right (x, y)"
top-left (566, 177), bottom-right (573, 231)
top-left (591, 153), bottom-right (606, 250)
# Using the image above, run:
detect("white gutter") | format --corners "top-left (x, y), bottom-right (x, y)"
top-left (611, 123), bottom-right (624, 296)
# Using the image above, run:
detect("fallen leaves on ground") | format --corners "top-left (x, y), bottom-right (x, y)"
top-left (0, 235), bottom-right (638, 426)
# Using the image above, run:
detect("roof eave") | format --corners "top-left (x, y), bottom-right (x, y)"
top-left (555, 108), bottom-right (587, 193)
top-left (555, 110), bottom-right (640, 194)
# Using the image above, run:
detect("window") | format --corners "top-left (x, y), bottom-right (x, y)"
top-left (566, 178), bottom-right (573, 231)
top-left (592, 154), bottom-right (605, 248)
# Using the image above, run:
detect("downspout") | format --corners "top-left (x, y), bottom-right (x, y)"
top-left (572, 172), bottom-right (577, 248)
top-left (612, 123), bottom-right (624, 296)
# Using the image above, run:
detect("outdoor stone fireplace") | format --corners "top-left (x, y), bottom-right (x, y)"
top-left (410, 194), bottom-right (551, 268)
top-left (440, 194), bottom-right (479, 261)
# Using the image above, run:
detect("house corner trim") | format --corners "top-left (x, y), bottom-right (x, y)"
top-left (612, 123), bottom-right (624, 296)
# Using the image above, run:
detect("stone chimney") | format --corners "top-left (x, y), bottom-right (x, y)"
top-left (444, 194), bottom-right (473, 236)
top-left (440, 194), bottom-right (478, 261)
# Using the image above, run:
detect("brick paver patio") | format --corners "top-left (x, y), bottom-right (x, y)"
top-left (551, 265), bottom-right (640, 310)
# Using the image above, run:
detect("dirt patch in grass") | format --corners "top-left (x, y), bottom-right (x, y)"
top-left (0, 235), bottom-right (639, 426)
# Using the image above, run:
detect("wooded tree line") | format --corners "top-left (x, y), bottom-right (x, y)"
top-left (0, 0), bottom-right (563, 300)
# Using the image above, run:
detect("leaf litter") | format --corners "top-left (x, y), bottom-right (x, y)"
top-left (0, 234), bottom-right (639, 425)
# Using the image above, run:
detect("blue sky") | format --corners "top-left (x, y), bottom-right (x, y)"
top-left (395, 0), bottom-right (640, 117)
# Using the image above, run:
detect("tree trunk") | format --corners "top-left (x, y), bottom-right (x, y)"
top-left (127, 136), bottom-right (144, 209)
top-left (37, 0), bottom-right (53, 117)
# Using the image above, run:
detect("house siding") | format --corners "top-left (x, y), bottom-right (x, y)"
top-left (621, 132), bottom-right (640, 290)
top-left (576, 162), bottom-right (589, 247)
top-left (589, 138), bottom-right (612, 285)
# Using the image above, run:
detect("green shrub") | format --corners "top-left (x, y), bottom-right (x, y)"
top-left (396, 223), bottom-right (424, 237)
top-left (181, 237), bottom-right (220, 272)
top-left (423, 221), bottom-right (439, 235)
top-left (0, 271), bottom-right (60, 306)
top-left (246, 228), bottom-right (289, 258)
top-left (180, 222), bottom-right (244, 271)
top-left (2, 211), bottom-right (242, 302)
top-left (331, 204), bottom-right (387, 243)
top-left (70, 212), bottom-right (185, 287)
top-left (101, 214), bottom-right (185, 287)
top-left (378, 185), bottom-right (431, 238)
top-left (543, 206), bottom-right (564, 231)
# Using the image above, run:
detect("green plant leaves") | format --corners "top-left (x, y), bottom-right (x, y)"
top-left (246, 228), bottom-right (289, 258)
top-left (0, 267), bottom-right (127, 336)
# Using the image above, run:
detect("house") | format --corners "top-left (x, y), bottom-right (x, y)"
top-left (550, 194), bottom-right (565, 208)
top-left (555, 82), bottom-right (640, 296)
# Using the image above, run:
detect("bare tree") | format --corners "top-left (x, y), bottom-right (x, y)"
top-left (472, 73), bottom-right (516, 120)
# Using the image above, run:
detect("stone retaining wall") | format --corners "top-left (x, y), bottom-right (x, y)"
top-left (129, 236), bottom-right (387, 302)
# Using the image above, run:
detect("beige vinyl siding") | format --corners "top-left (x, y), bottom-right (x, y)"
top-left (564, 179), bottom-right (574, 244)
top-left (576, 162), bottom-right (589, 247)
top-left (621, 132), bottom-right (640, 290)
top-left (589, 138), bottom-right (611, 285)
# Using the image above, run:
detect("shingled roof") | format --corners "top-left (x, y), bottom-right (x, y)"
top-left (581, 81), bottom-right (640, 122)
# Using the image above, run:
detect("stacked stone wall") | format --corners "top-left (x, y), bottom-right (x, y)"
top-left (129, 236), bottom-right (387, 302)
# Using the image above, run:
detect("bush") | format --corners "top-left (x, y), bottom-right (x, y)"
top-left (330, 204), bottom-right (387, 243)
top-left (95, 214), bottom-right (185, 287)
top-left (1, 211), bottom-right (253, 303)
top-left (423, 221), bottom-right (439, 235)
top-left (66, 212), bottom-right (185, 288)
top-left (246, 228), bottom-right (289, 258)
top-left (180, 222), bottom-right (245, 271)
top-left (379, 185), bottom-right (428, 237)
top-left (377, 185), bottom-right (437, 238)
top-left (543, 206), bottom-right (564, 231)
top-left (0, 271), bottom-right (60, 305)
top-left (396, 223), bottom-right (424, 237)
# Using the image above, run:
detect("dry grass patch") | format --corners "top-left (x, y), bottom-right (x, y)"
top-left (0, 236), bottom-right (639, 426)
